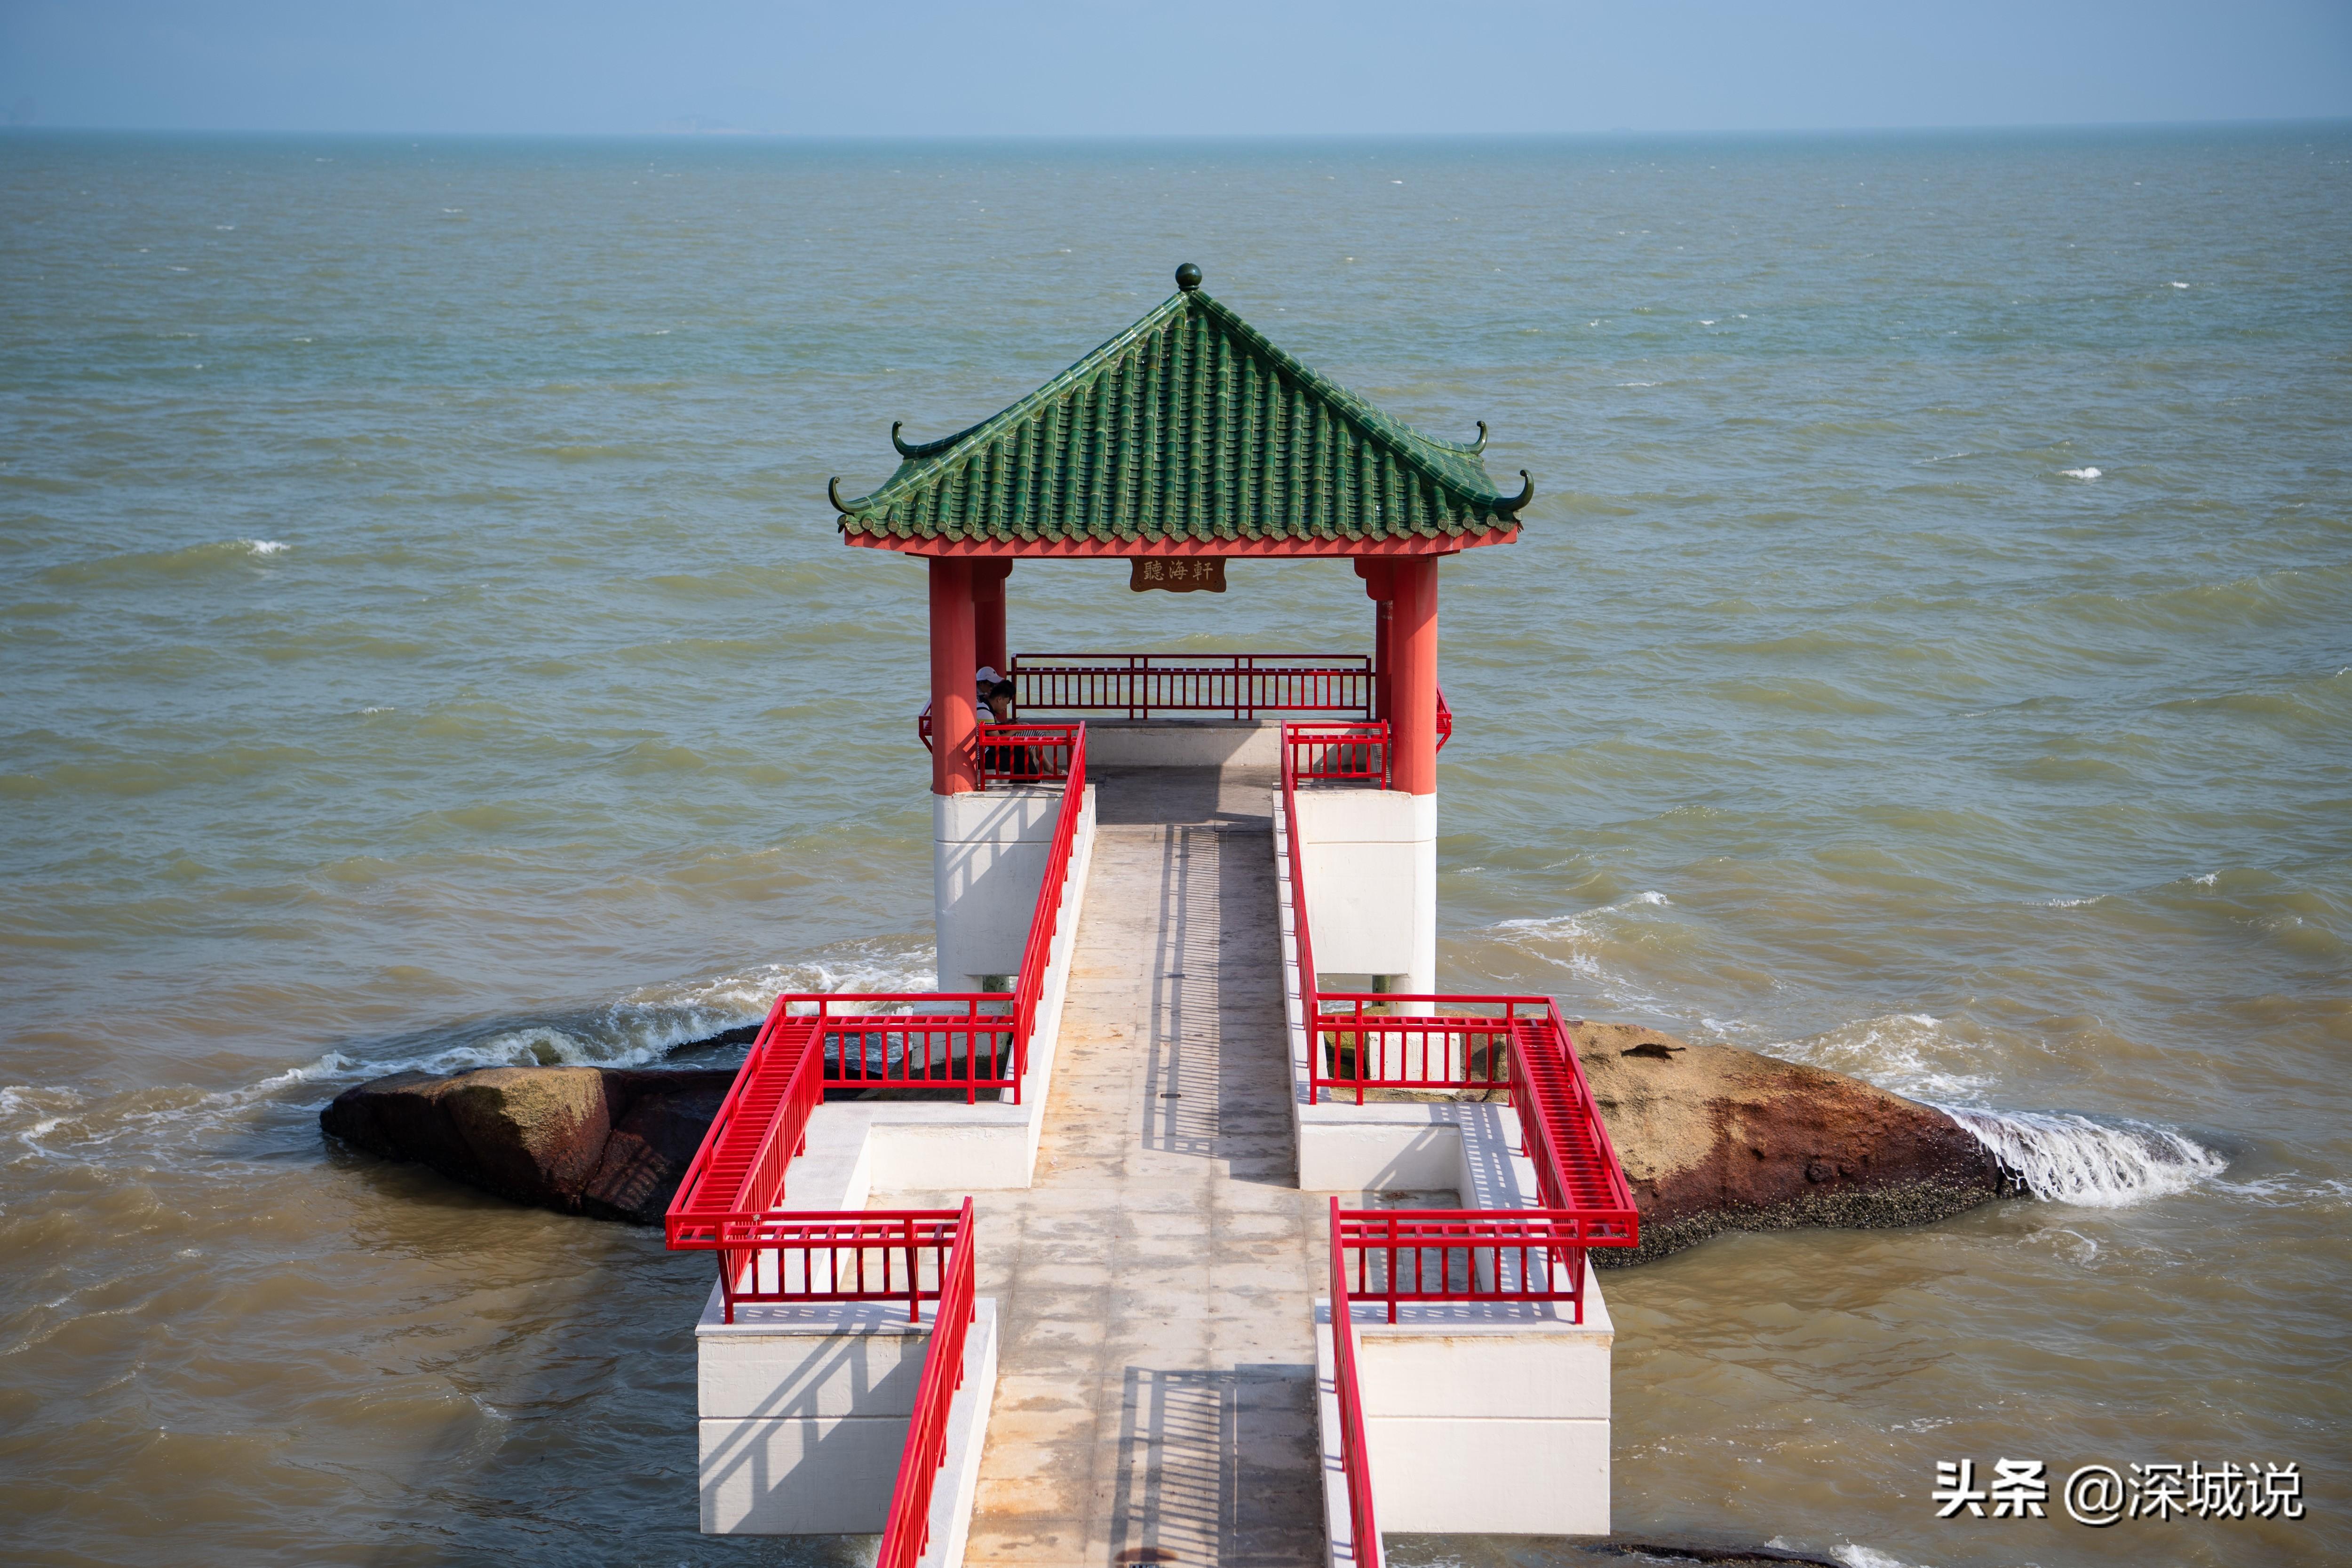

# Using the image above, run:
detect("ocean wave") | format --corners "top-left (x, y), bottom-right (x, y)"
top-left (360, 947), bottom-right (943, 1082)
top-left (2060, 466), bottom-right (2101, 479)
top-left (1765, 1011), bottom-right (1994, 1102)
top-left (2039, 560), bottom-right (2350, 635)
top-left (4, 946), bottom-right (941, 1158)
top-left (1944, 1106), bottom-right (2225, 1206)
top-left (1832, 1546), bottom-right (1925, 1568)
top-left (2208, 1172), bottom-right (2352, 1210)
top-left (0, 1084), bottom-right (83, 1151)
top-left (36, 537), bottom-right (291, 586)
top-left (1486, 910), bottom-right (1684, 1016)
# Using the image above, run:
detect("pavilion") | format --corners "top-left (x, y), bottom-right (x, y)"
top-left (828, 262), bottom-right (1534, 994)
top-left (667, 267), bottom-right (1636, 1565)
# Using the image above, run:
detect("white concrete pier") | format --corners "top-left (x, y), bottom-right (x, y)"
top-left (887, 768), bottom-right (1330, 1566)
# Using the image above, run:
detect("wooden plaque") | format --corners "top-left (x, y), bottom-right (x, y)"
top-left (1128, 557), bottom-right (1227, 594)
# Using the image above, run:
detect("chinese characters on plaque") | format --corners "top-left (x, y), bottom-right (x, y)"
top-left (1128, 557), bottom-right (1227, 594)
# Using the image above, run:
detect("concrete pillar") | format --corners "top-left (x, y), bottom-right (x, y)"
top-left (972, 559), bottom-right (1010, 683)
top-left (929, 556), bottom-right (978, 797)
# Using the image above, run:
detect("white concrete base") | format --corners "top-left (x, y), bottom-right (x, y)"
top-left (1290, 786), bottom-right (1435, 994)
top-left (1072, 717), bottom-right (1282, 769)
top-left (688, 784), bottom-right (1092, 1541)
top-left (1314, 1284), bottom-right (1613, 1542)
top-left (821, 782), bottom-right (1096, 1192)
top-left (744, 777), bottom-right (1094, 1203)
top-left (699, 1289), bottom-right (999, 1551)
top-left (1292, 1098), bottom-right (1535, 1202)
top-left (1286, 782), bottom-right (1616, 1544)
top-left (1276, 790), bottom-right (1524, 1196)
top-left (935, 785), bottom-right (1092, 990)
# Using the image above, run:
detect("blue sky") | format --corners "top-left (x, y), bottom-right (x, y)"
top-left (3, 0), bottom-right (2348, 136)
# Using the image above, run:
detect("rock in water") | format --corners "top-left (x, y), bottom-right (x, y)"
top-left (321, 1026), bottom-right (2010, 1254)
top-left (320, 1066), bottom-right (738, 1223)
top-left (1571, 1022), bottom-right (2011, 1263)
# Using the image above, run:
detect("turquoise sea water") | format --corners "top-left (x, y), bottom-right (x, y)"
top-left (1, 127), bottom-right (2347, 1566)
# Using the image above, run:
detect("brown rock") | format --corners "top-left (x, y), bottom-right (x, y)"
top-left (321, 1065), bottom-right (739, 1223)
top-left (580, 1069), bottom-right (738, 1223)
top-left (1570, 1022), bottom-right (2012, 1264)
top-left (441, 1067), bottom-right (612, 1202)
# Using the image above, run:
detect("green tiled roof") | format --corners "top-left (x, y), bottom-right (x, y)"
top-left (829, 272), bottom-right (1532, 548)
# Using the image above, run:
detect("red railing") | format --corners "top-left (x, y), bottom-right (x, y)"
top-left (1017, 653), bottom-right (1373, 721)
top-left (977, 721), bottom-right (1079, 787)
top-left (876, 1197), bottom-right (979, 1568)
top-left (664, 1013), bottom-right (826, 1256)
top-left (1007, 722), bottom-right (1087, 1074)
top-left (767, 995), bottom-right (1020, 1101)
top-left (922, 658), bottom-right (1450, 755)
top-left (1285, 720), bottom-right (1391, 789)
top-left (671, 1203), bottom-right (965, 1325)
top-left (1332, 1203), bottom-right (1629, 1325)
top-left (666, 731), bottom-right (1082, 1303)
top-left (1279, 722), bottom-right (1639, 1258)
top-left (1327, 1196), bottom-right (1383, 1568)
top-left (1280, 725), bottom-right (1323, 1068)
top-left (1508, 1008), bottom-right (1642, 1223)
top-left (1311, 995), bottom-right (1546, 1102)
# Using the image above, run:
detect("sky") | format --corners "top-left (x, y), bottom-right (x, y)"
top-left (2, 0), bottom-right (2349, 137)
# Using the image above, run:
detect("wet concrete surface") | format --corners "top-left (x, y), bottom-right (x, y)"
top-left (881, 782), bottom-right (1325, 1568)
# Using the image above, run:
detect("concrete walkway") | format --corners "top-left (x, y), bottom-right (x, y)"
top-left (881, 768), bottom-right (1326, 1568)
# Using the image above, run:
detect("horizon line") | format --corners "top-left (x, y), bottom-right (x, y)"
top-left (4, 115), bottom-right (2348, 144)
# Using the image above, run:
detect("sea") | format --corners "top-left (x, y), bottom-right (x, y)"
top-left (1, 126), bottom-right (2346, 1568)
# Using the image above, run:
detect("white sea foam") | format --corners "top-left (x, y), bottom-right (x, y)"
top-left (243, 539), bottom-right (290, 556)
top-left (1, 1084), bottom-right (84, 1151)
top-left (1629, 890), bottom-right (1670, 906)
top-left (2171, 280), bottom-right (2190, 288)
top-left (1833, 1547), bottom-right (1925, 1568)
top-left (1944, 1106), bottom-right (2225, 1206)
top-left (369, 946), bottom-right (942, 1083)
top-left (35, 946), bottom-right (947, 1159)
top-left (2192, 871), bottom-right (2217, 886)
top-left (1487, 911), bottom-right (1682, 1014)
top-left (2037, 893), bottom-right (2102, 907)
top-left (1767, 1011), bottom-right (1994, 1102)
top-left (2060, 466), bottom-right (2101, 480)
top-left (2212, 1172), bottom-right (2352, 1209)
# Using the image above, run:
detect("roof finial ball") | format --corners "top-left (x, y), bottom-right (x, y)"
top-left (1175, 262), bottom-right (1202, 293)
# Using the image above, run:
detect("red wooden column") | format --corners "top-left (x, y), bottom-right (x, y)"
top-left (929, 557), bottom-right (979, 795)
top-left (1389, 555), bottom-right (1439, 796)
top-left (1356, 559), bottom-right (1395, 722)
top-left (971, 560), bottom-right (1011, 679)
